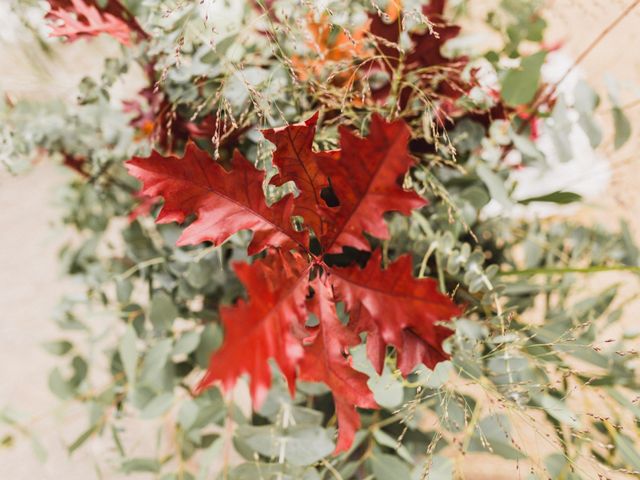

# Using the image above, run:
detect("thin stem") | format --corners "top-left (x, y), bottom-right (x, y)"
top-left (528, 0), bottom-right (640, 118)
top-left (435, 251), bottom-right (446, 293)
top-left (498, 265), bottom-right (640, 277)
top-left (116, 257), bottom-right (166, 281)
top-left (320, 459), bottom-right (344, 480)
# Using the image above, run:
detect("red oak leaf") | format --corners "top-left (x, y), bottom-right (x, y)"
top-left (263, 113), bottom-right (339, 238)
top-left (368, 0), bottom-right (467, 105)
top-left (128, 112), bottom-right (462, 454)
top-left (299, 277), bottom-right (377, 453)
top-left (369, 0), bottom-right (455, 68)
top-left (407, 20), bottom-right (462, 72)
top-left (328, 250), bottom-right (459, 375)
top-left (320, 114), bottom-right (426, 252)
top-left (197, 250), bottom-right (311, 407)
top-left (126, 142), bottom-right (307, 254)
top-left (46, 0), bottom-right (146, 45)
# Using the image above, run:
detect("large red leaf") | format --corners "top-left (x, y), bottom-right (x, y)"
top-left (127, 112), bottom-right (462, 454)
top-left (46, 0), bottom-right (146, 45)
top-left (262, 113), bottom-right (339, 238)
top-left (196, 251), bottom-right (311, 407)
top-left (299, 277), bottom-right (377, 453)
top-left (320, 114), bottom-right (426, 252)
top-left (126, 142), bottom-right (307, 254)
top-left (328, 250), bottom-right (459, 376)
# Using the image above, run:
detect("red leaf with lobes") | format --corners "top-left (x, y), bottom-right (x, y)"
top-left (196, 250), bottom-right (311, 407)
top-left (329, 250), bottom-right (459, 376)
top-left (298, 278), bottom-right (377, 453)
top-left (320, 114), bottom-right (426, 252)
top-left (263, 113), bottom-right (339, 238)
top-left (126, 142), bottom-right (307, 254)
top-left (46, 0), bottom-right (147, 45)
top-left (126, 112), bottom-right (461, 454)
top-left (368, 0), bottom-right (467, 105)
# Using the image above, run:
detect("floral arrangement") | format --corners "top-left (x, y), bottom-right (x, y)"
top-left (1, 0), bottom-right (639, 479)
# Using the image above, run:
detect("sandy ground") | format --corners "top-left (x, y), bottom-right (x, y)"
top-left (0, 164), bottom-right (114, 479)
top-left (0, 1), bottom-right (639, 479)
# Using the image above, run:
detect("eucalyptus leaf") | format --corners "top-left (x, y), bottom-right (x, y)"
top-left (369, 452), bottom-right (412, 480)
top-left (172, 330), bottom-right (201, 356)
top-left (533, 393), bottom-right (581, 428)
top-left (468, 414), bottom-right (525, 460)
top-left (119, 324), bottom-right (138, 386)
top-left (68, 423), bottom-right (99, 454)
top-left (574, 80), bottom-right (602, 148)
top-left (48, 368), bottom-right (75, 400)
top-left (500, 51), bottom-right (547, 106)
top-left (141, 339), bottom-right (173, 383)
top-left (476, 164), bottom-right (512, 208)
top-left (519, 191), bottom-right (582, 205)
top-left (121, 458), bottom-right (161, 474)
top-left (612, 107), bottom-right (631, 150)
top-left (237, 425), bottom-right (334, 467)
top-left (614, 432), bottom-right (640, 470)
top-left (178, 399), bottom-right (200, 431)
top-left (372, 429), bottom-right (413, 463)
top-left (150, 291), bottom-right (179, 332)
top-left (42, 340), bottom-right (73, 356)
top-left (140, 392), bottom-right (174, 419)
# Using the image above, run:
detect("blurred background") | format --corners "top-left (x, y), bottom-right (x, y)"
top-left (0, 0), bottom-right (638, 478)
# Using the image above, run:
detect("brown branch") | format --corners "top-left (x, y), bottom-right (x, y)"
top-left (529, 0), bottom-right (640, 116)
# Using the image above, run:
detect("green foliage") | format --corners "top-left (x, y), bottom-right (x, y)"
top-left (500, 51), bottom-right (547, 106)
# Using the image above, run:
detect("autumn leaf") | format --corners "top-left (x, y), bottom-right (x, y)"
top-left (196, 250), bottom-right (311, 407)
top-left (46, 0), bottom-right (146, 45)
top-left (368, 0), bottom-right (468, 105)
top-left (299, 277), bottom-right (377, 453)
top-left (291, 14), bottom-right (370, 82)
top-left (263, 113), bottom-right (339, 238)
top-left (329, 250), bottom-right (459, 375)
top-left (128, 113), bottom-right (461, 454)
top-left (261, 113), bottom-right (426, 252)
top-left (320, 114), bottom-right (426, 252)
top-left (422, 0), bottom-right (447, 16)
top-left (385, 0), bottom-right (403, 23)
top-left (126, 141), bottom-right (307, 254)
top-left (370, 0), bottom-right (453, 66)
top-left (406, 18), bottom-right (462, 72)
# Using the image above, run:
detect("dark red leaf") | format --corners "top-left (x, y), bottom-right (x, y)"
top-left (263, 113), bottom-right (339, 238)
top-left (128, 111), bottom-right (462, 454)
top-left (328, 250), bottom-right (459, 375)
top-left (368, 0), bottom-right (468, 106)
top-left (299, 277), bottom-right (377, 453)
top-left (320, 114), bottom-right (426, 252)
top-left (126, 142), bottom-right (307, 254)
